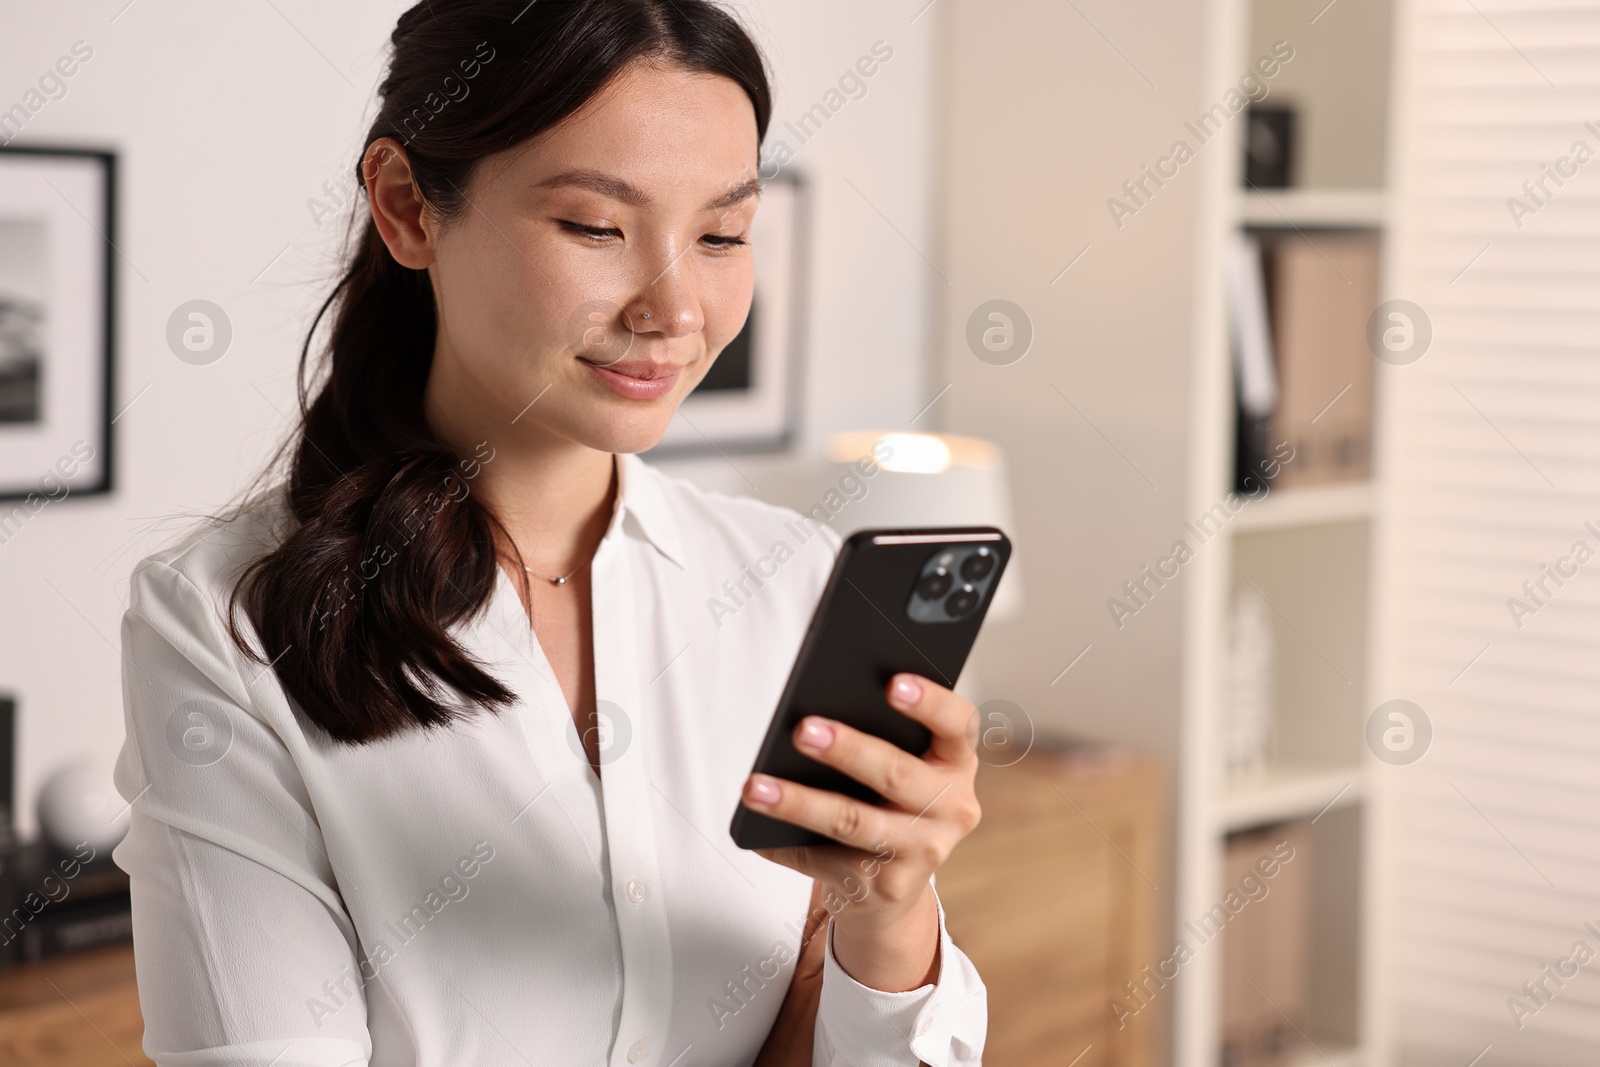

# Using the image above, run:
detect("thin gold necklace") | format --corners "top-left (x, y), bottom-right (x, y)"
top-left (521, 561), bottom-right (583, 586)
top-left (520, 547), bottom-right (595, 586)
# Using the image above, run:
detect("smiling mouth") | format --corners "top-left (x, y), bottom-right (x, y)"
top-left (579, 358), bottom-right (679, 379)
top-left (579, 357), bottom-right (683, 400)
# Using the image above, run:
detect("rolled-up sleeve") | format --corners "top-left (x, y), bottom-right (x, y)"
top-left (811, 882), bottom-right (987, 1067)
top-left (113, 558), bottom-right (372, 1067)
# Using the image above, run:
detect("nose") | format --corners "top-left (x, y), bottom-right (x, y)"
top-left (626, 244), bottom-right (703, 339)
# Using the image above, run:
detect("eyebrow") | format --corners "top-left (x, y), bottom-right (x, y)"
top-left (536, 170), bottom-right (762, 212)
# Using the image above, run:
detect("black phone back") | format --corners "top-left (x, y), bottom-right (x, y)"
top-left (729, 526), bottom-right (1011, 850)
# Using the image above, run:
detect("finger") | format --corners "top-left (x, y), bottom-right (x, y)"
top-left (755, 842), bottom-right (872, 893)
top-left (792, 715), bottom-right (942, 812)
top-left (886, 674), bottom-right (980, 765)
top-left (744, 772), bottom-right (907, 854)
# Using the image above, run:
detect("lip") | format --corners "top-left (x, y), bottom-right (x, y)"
top-left (580, 358), bottom-right (682, 400)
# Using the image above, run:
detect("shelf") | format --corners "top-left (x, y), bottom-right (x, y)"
top-left (1287, 1044), bottom-right (1362, 1067)
top-left (1220, 761), bottom-right (1365, 834)
top-left (1232, 483), bottom-right (1371, 533)
top-left (1236, 188), bottom-right (1386, 229)
top-left (1223, 1044), bottom-right (1363, 1067)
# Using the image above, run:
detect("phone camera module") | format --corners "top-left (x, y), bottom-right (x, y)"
top-left (906, 540), bottom-right (1004, 624)
top-left (917, 568), bottom-right (953, 601)
top-left (944, 585), bottom-right (980, 618)
top-left (959, 547), bottom-right (995, 582)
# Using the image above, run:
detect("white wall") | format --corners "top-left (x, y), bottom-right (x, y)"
top-left (0, 0), bottom-right (938, 838)
top-left (933, 0), bottom-right (1212, 760)
top-left (652, 0), bottom-right (940, 481)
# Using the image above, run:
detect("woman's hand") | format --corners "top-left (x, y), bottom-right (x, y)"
top-left (741, 673), bottom-right (982, 993)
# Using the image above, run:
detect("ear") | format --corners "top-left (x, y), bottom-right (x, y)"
top-left (362, 137), bottom-right (434, 270)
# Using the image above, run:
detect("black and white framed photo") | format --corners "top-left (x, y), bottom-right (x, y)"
top-left (0, 145), bottom-right (115, 500)
top-left (649, 170), bottom-right (808, 455)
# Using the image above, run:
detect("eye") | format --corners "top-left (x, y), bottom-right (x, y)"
top-left (558, 220), bottom-right (622, 243)
top-left (701, 232), bottom-right (748, 250)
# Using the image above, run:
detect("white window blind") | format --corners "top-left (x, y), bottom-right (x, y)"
top-left (1383, 1), bottom-right (1600, 1064)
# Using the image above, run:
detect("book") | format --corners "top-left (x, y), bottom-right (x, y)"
top-left (0, 840), bottom-right (131, 967)
top-left (1269, 234), bottom-right (1378, 490)
top-left (1220, 822), bottom-right (1312, 1066)
top-left (1229, 232), bottom-right (1280, 494)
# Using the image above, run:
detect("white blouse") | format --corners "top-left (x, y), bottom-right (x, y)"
top-left (112, 452), bottom-right (987, 1067)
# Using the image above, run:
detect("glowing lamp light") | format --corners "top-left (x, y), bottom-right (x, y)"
top-left (827, 431), bottom-right (1002, 475)
top-left (874, 433), bottom-right (951, 473)
top-left (822, 430), bottom-right (1020, 623)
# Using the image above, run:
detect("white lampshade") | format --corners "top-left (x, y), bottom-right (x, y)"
top-left (822, 431), bottom-right (1022, 623)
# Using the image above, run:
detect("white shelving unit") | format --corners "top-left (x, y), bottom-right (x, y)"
top-left (1220, 759), bottom-right (1365, 834)
top-left (1173, 2), bottom-right (1398, 1066)
top-left (1236, 188), bottom-right (1388, 229)
top-left (1232, 482), bottom-right (1372, 532)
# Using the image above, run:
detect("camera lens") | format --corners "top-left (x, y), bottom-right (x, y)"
top-left (945, 585), bottom-right (979, 618)
top-left (960, 548), bottom-right (995, 582)
top-left (917, 569), bottom-right (953, 600)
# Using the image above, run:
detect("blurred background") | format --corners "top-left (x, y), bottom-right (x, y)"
top-left (1, 1), bottom-right (1596, 1065)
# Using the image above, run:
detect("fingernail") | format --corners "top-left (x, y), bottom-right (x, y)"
top-left (746, 775), bottom-right (781, 806)
top-left (797, 717), bottom-right (835, 752)
top-left (891, 676), bottom-right (923, 706)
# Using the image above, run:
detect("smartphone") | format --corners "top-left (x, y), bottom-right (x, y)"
top-left (729, 526), bottom-right (1012, 851)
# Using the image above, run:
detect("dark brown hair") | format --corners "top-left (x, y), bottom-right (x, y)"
top-left (220, 0), bottom-right (771, 744)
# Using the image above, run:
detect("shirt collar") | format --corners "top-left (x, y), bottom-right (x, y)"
top-left (614, 452), bottom-right (687, 570)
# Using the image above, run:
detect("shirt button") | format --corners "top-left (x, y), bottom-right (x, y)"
top-left (625, 879), bottom-right (647, 904)
top-left (627, 1038), bottom-right (650, 1062)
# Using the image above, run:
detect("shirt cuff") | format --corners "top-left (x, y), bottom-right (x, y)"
top-left (813, 885), bottom-right (988, 1067)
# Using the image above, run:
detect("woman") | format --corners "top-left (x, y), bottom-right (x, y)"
top-left (113, 2), bottom-right (987, 1064)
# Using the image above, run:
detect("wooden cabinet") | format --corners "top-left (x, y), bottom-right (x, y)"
top-left (938, 749), bottom-right (1165, 1067)
top-left (0, 942), bottom-right (151, 1067)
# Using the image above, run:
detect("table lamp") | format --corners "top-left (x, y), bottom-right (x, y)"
top-left (822, 431), bottom-right (1021, 623)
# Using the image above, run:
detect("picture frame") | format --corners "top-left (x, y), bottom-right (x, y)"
top-left (0, 145), bottom-right (115, 501)
top-left (648, 169), bottom-right (808, 456)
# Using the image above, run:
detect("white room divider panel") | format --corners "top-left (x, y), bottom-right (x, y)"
top-left (1376, 2), bottom-right (1600, 1064)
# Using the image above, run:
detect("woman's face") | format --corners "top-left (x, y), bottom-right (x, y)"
top-left (416, 60), bottom-right (762, 455)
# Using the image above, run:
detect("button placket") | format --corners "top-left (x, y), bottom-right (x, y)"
top-left (485, 566), bottom-right (607, 872)
top-left (591, 525), bottom-right (675, 1067)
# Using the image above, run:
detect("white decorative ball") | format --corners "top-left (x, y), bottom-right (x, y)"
top-left (36, 763), bottom-right (129, 854)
